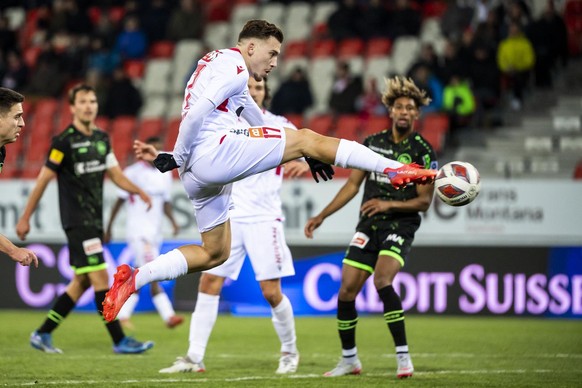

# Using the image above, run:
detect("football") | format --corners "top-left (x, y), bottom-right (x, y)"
top-left (434, 161), bottom-right (481, 207)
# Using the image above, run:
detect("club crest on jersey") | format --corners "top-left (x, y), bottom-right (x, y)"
top-left (349, 232), bottom-right (370, 248)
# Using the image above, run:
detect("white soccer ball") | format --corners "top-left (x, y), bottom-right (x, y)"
top-left (434, 161), bottom-right (481, 207)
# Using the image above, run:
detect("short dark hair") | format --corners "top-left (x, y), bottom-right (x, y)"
top-left (0, 87), bottom-right (24, 116)
top-left (68, 84), bottom-right (96, 105)
top-left (238, 20), bottom-right (284, 44)
top-left (145, 136), bottom-right (162, 144)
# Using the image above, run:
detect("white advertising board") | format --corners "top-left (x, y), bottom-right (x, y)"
top-left (1, 179), bottom-right (581, 246)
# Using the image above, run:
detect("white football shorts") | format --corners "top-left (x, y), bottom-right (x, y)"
top-left (205, 219), bottom-right (295, 281)
top-left (181, 127), bottom-right (286, 233)
top-left (128, 235), bottom-right (162, 267)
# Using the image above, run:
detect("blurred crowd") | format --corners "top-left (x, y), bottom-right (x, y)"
top-left (0, 0), bottom-right (572, 127)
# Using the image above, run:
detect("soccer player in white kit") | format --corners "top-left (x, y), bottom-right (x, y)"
top-left (104, 137), bottom-right (183, 330)
top-left (103, 20), bottom-right (436, 322)
top-left (159, 78), bottom-right (306, 375)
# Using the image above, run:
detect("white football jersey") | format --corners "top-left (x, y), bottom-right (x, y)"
top-left (116, 161), bottom-right (172, 238)
top-left (230, 110), bottom-right (296, 223)
top-left (181, 48), bottom-right (250, 146)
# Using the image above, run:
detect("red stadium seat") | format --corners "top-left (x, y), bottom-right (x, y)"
top-left (565, 0), bottom-right (582, 14)
top-left (284, 114), bottom-right (304, 129)
top-left (422, 1), bottom-right (448, 18)
top-left (124, 60), bottom-right (146, 80)
top-left (34, 98), bottom-right (58, 120)
top-left (284, 40), bottom-right (309, 59)
top-left (164, 118), bottom-right (181, 151)
top-left (110, 116), bottom-right (136, 137)
top-left (137, 118), bottom-right (164, 141)
top-left (337, 38), bottom-right (365, 59)
top-left (87, 6), bottom-right (101, 26)
top-left (311, 40), bottom-right (336, 58)
top-left (95, 116), bottom-right (110, 131)
top-left (23, 46), bottom-right (42, 68)
top-left (334, 115), bottom-right (361, 140)
top-left (421, 113), bottom-right (449, 133)
top-left (109, 7), bottom-right (125, 25)
top-left (149, 41), bottom-right (175, 58)
top-left (361, 115), bottom-right (391, 139)
top-left (307, 114), bottom-right (334, 136)
top-left (365, 38), bottom-right (392, 58)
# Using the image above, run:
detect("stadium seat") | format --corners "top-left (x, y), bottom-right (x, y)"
top-left (205, 22), bottom-right (230, 50)
top-left (164, 118), bottom-right (182, 151)
top-left (205, 0), bottom-right (230, 22)
top-left (108, 6), bottom-right (125, 25)
top-left (34, 98), bottom-right (58, 120)
top-left (123, 60), bottom-right (146, 80)
top-left (148, 40), bottom-right (175, 59)
top-left (143, 59), bottom-right (173, 95)
top-left (284, 2), bottom-right (312, 41)
top-left (23, 46), bottom-right (42, 68)
top-left (307, 114), bottom-right (334, 136)
top-left (421, 113), bottom-right (449, 133)
top-left (137, 118), bottom-right (164, 141)
top-left (422, 1), bottom-right (448, 18)
top-left (337, 38), bottom-right (365, 59)
top-left (281, 56), bottom-right (309, 78)
top-left (362, 115), bottom-right (391, 139)
top-left (311, 40), bottom-right (336, 58)
top-left (284, 114), bottom-right (304, 129)
top-left (110, 116), bottom-right (136, 136)
top-left (364, 57), bottom-right (392, 84)
top-left (4, 7), bottom-right (26, 30)
top-left (365, 38), bottom-right (392, 58)
top-left (231, 4), bottom-right (259, 34)
top-left (139, 95), bottom-right (167, 119)
top-left (95, 116), bottom-right (110, 131)
top-left (284, 41), bottom-right (309, 59)
top-left (87, 6), bottom-right (101, 26)
top-left (334, 115), bottom-right (361, 140)
top-left (259, 2), bottom-right (285, 26)
top-left (172, 40), bottom-right (204, 94)
top-left (30, 120), bottom-right (54, 139)
top-left (391, 36), bottom-right (421, 75)
top-left (313, 2), bottom-right (339, 27)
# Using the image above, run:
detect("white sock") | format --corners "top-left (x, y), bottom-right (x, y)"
top-left (187, 292), bottom-right (220, 363)
top-left (396, 345), bottom-right (409, 353)
top-left (117, 293), bottom-right (139, 320)
top-left (134, 249), bottom-right (189, 290)
top-left (271, 295), bottom-right (297, 354)
top-left (342, 346), bottom-right (358, 359)
top-left (152, 292), bottom-right (176, 322)
top-left (334, 139), bottom-right (403, 171)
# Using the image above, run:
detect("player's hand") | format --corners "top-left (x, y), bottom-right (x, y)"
top-left (139, 191), bottom-right (152, 210)
top-left (360, 198), bottom-right (391, 217)
top-left (153, 153), bottom-right (179, 173)
top-left (10, 247), bottom-right (38, 268)
top-left (304, 215), bottom-right (324, 239)
top-left (15, 218), bottom-right (30, 241)
top-left (305, 157), bottom-right (334, 183)
top-left (283, 160), bottom-right (310, 178)
top-left (133, 140), bottom-right (159, 162)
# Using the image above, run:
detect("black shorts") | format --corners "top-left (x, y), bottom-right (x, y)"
top-left (65, 226), bottom-right (106, 274)
top-left (343, 217), bottom-right (420, 274)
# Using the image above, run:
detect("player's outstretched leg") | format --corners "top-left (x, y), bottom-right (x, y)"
top-left (103, 264), bottom-right (138, 322)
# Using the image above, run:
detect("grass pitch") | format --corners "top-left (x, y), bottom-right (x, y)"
top-left (0, 311), bottom-right (580, 387)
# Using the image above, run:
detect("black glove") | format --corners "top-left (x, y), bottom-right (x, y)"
top-left (305, 157), bottom-right (334, 183)
top-left (153, 153), bottom-right (179, 173)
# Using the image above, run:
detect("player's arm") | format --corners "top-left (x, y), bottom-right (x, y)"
top-left (304, 169), bottom-right (367, 239)
top-left (16, 166), bottom-right (56, 241)
top-left (104, 198), bottom-right (125, 243)
top-left (0, 234), bottom-right (38, 267)
top-left (107, 165), bottom-right (152, 210)
top-left (240, 97), bottom-right (265, 126)
top-left (163, 202), bottom-right (180, 236)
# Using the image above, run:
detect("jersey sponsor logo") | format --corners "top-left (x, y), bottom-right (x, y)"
top-left (74, 160), bottom-right (107, 175)
top-left (385, 233), bottom-right (405, 245)
top-left (369, 171), bottom-right (390, 183)
top-left (368, 144), bottom-right (393, 156)
top-left (71, 141), bottom-right (91, 149)
top-left (349, 232), bottom-right (370, 248)
top-left (248, 127), bottom-right (282, 139)
top-left (49, 149), bottom-right (65, 165)
top-left (201, 50), bottom-right (221, 62)
top-left (397, 154), bottom-right (412, 164)
top-left (236, 65), bottom-right (245, 74)
top-left (82, 237), bottom-right (103, 255)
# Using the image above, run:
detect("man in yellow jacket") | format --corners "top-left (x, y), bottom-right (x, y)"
top-left (497, 22), bottom-right (536, 110)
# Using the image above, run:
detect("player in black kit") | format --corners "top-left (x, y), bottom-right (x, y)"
top-left (305, 76), bottom-right (437, 379)
top-left (16, 84), bottom-right (154, 354)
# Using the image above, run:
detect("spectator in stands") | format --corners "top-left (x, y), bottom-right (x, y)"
top-left (499, 0), bottom-right (532, 37)
top-left (409, 64), bottom-right (444, 114)
top-left (93, 10), bottom-right (118, 48)
top-left (356, 0), bottom-right (390, 40)
top-left (87, 37), bottom-right (121, 76)
top-left (24, 41), bottom-right (68, 98)
top-left (439, 39), bottom-right (466, 84)
top-left (388, 0), bottom-right (422, 40)
top-left (356, 78), bottom-right (387, 120)
top-left (166, 0), bottom-right (204, 41)
top-left (526, 1), bottom-right (568, 89)
top-left (270, 66), bottom-right (313, 116)
top-left (329, 61), bottom-right (363, 116)
top-left (142, 0), bottom-right (172, 43)
top-left (0, 15), bottom-right (17, 56)
top-left (103, 66), bottom-right (142, 118)
top-left (114, 15), bottom-right (147, 60)
top-left (61, 0), bottom-right (93, 37)
top-left (328, 0), bottom-right (361, 41)
top-left (408, 43), bottom-right (442, 82)
top-left (443, 74), bottom-right (476, 135)
top-left (497, 21), bottom-right (535, 110)
top-left (440, 0), bottom-right (474, 41)
top-left (1, 51), bottom-right (28, 91)
top-left (468, 45), bottom-right (501, 127)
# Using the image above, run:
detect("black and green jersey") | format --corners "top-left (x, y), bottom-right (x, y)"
top-left (45, 125), bottom-right (113, 230)
top-left (359, 130), bottom-right (437, 225)
top-left (0, 146), bottom-right (5, 174)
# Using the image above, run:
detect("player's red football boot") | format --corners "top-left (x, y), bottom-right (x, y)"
top-left (384, 163), bottom-right (437, 189)
top-left (103, 264), bottom-right (138, 322)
